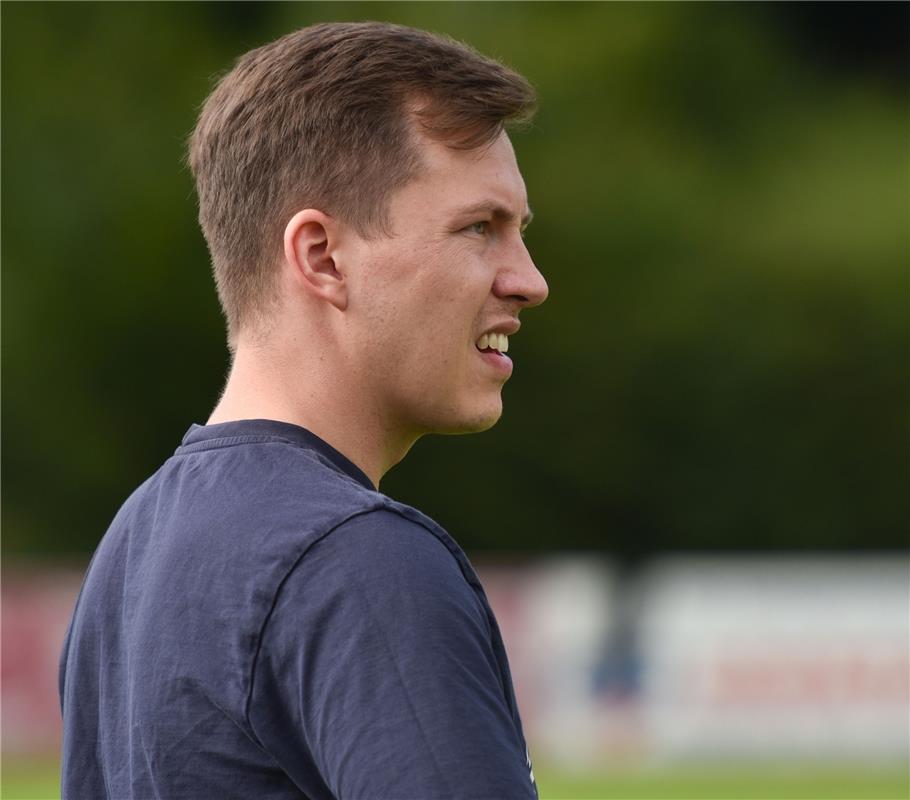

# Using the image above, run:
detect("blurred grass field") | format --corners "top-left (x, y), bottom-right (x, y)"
top-left (2, 760), bottom-right (908, 800)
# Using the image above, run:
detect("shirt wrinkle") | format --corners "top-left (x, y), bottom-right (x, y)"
top-left (344, 543), bottom-right (457, 799)
top-left (243, 505), bottom-right (385, 731)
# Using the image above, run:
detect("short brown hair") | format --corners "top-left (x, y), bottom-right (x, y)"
top-left (187, 21), bottom-right (536, 347)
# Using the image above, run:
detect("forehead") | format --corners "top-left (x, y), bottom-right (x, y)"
top-left (393, 130), bottom-right (530, 221)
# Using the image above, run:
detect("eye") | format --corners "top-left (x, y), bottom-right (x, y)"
top-left (465, 221), bottom-right (489, 236)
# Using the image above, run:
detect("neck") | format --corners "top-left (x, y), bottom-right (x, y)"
top-left (207, 340), bottom-right (415, 489)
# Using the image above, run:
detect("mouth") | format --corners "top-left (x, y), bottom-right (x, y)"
top-left (474, 331), bottom-right (513, 377)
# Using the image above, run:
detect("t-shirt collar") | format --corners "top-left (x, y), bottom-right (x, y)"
top-left (179, 418), bottom-right (375, 491)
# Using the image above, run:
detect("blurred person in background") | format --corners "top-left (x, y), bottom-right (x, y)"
top-left (59, 21), bottom-right (546, 800)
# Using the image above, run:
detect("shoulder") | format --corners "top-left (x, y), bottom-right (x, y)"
top-left (151, 435), bottom-right (388, 558)
top-left (254, 507), bottom-right (497, 698)
top-left (248, 512), bottom-right (534, 800)
top-left (304, 506), bottom-right (475, 599)
top-left (262, 505), bottom-right (491, 648)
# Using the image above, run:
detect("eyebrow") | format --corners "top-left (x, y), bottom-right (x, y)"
top-left (452, 201), bottom-right (534, 228)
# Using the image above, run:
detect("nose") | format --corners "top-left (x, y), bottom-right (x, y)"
top-left (493, 238), bottom-right (549, 309)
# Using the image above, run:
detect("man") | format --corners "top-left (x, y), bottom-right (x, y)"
top-left (60, 21), bottom-right (548, 800)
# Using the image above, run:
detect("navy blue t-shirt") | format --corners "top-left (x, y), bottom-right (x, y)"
top-left (59, 419), bottom-right (536, 800)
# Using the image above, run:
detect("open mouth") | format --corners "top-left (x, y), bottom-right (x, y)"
top-left (474, 331), bottom-right (513, 377)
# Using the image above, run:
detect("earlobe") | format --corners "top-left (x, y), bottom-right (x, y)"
top-left (283, 209), bottom-right (348, 311)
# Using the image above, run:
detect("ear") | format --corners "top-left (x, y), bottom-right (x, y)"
top-left (283, 209), bottom-right (348, 311)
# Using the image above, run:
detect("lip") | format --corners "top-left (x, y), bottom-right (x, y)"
top-left (478, 319), bottom-right (521, 337)
top-left (475, 346), bottom-right (513, 378)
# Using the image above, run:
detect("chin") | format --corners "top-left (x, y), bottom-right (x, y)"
top-left (435, 399), bottom-right (503, 436)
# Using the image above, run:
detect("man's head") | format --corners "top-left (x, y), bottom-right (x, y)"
top-left (188, 21), bottom-right (539, 348)
top-left (189, 21), bottom-right (548, 445)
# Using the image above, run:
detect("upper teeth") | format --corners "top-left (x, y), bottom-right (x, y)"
top-left (477, 332), bottom-right (509, 353)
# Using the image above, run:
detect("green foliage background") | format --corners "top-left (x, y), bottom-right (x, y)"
top-left (3, 2), bottom-right (908, 557)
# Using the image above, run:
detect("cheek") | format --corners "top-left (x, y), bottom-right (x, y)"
top-left (360, 240), bottom-right (489, 363)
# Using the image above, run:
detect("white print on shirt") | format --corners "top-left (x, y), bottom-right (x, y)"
top-left (526, 743), bottom-right (535, 784)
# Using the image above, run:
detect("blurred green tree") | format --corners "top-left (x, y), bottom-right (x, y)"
top-left (3, 2), bottom-right (907, 557)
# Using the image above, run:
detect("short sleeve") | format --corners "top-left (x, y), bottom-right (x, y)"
top-left (247, 509), bottom-right (536, 800)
